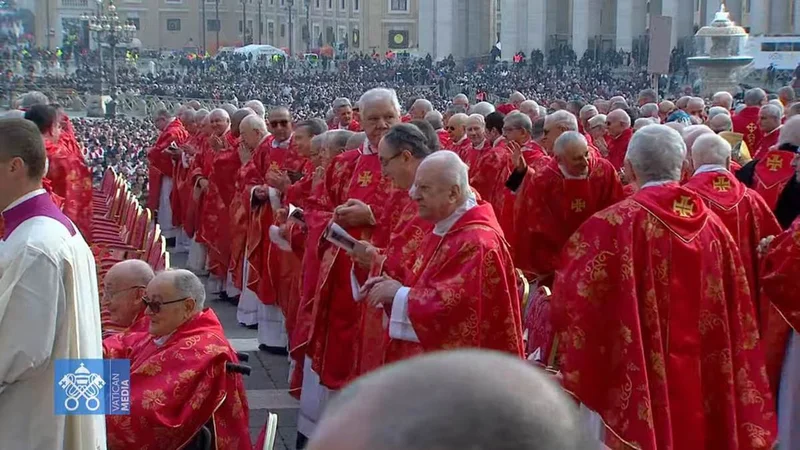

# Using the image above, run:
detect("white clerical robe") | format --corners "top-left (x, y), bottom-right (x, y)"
top-left (0, 190), bottom-right (106, 450)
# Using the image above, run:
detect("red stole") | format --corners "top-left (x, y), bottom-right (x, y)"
top-left (753, 149), bottom-right (796, 210)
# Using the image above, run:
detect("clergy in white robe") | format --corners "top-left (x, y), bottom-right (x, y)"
top-left (0, 118), bottom-right (106, 450)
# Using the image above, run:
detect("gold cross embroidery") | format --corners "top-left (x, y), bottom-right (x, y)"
top-left (746, 123), bottom-right (757, 133)
top-left (571, 198), bottom-right (586, 213)
top-left (358, 171), bottom-right (373, 187)
top-left (672, 196), bottom-right (695, 218)
top-left (713, 176), bottom-right (731, 192)
top-left (767, 154), bottom-right (783, 172)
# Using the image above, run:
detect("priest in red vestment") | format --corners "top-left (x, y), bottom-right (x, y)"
top-left (332, 97), bottom-right (361, 131)
top-left (361, 150), bottom-right (524, 360)
top-left (100, 260), bottom-right (153, 339)
top-left (604, 109), bottom-right (633, 170)
top-left (308, 88), bottom-right (399, 392)
top-left (446, 113), bottom-right (470, 154)
top-left (553, 125), bottom-right (776, 450)
top-left (147, 108), bottom-right (189, 243)
top-left (196, 109), bottom-right (242, 294)
top-left (753, 104), bottom-right (783, 159)
top-left (104, 270), bottom-right (251, 450)
top-left (736, 117), bottom-right (800, 227)
top-left (733, 88), bottom-right (767, 152)
top-left (24, 104), bottom-right (94, 242)
top-left (496, 91), bottom-right (526, 115)
top-left (684, 134), bottom-right (788, 393)
top-left (460, 114), bottom-right (511, 201)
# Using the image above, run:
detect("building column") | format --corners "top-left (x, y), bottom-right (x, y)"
top-left (572, 0), bottom-right (589, 58)
top-left (794, 0), bottom-right (800, 34)
top-left (418, 0), bottom-right (435, 58)
top-left (526, 0), bottom-right (546, 52)
top-left (749, 0), bottom-right (768, 35)
top-left (615, 0), bottom-right (633, 51)
top-left (499, 0), bottom-right (519, 59)
top-left (660, 0), bottom-right (679, 49)
top-left (434, 0), bottom-right (456, 60)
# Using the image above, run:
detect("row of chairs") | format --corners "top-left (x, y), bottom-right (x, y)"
top-left (90, 167), bottom-right (169, 285)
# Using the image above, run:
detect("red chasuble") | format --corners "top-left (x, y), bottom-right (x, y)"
top-left (58, 114), bottom-right (83, 158)
top-left (228, 159), bottom-right (255, 291)
top-left (753, 127), bottom-right (780, 160)
top-left (104, 309), bottom-right (251, 450)
top-left (169, 134), bottom-right (202, 230)
top-left (183, 134), bottom-right (213, 238)
top-left (605, 128), bottom-right (633, 170)
top-left (198, 132), bottom-right (242, 278)
top-left (733, 106), bottom-right (763, 152)
top-left (44, 139), bottom-right (94, 242)
top-left (514, 157), bottom-right (623, 279)
top-left (399, 201), bottom-right (524, 358)
top-left (309, 145), bottom-right (395, 390)
top-left (553, 183), bottom-right (776, 450)
top-left (436, 129), bottom-right (452, 151)
top-left (461, 140), bottom-right (514, 203)
top-left (750, 149), bottom-right (796, 211)
top-left (146, 119), bottom-right (189, 211)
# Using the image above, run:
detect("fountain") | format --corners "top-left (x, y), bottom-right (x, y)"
top-left (687, 4), bottom-right (753, 97)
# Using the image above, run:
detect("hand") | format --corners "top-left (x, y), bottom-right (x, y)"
top-left (278, 224), bottom-right (289, 240)
top-left (253, 185), bottom-right (269, 202)
top-left (507, 139), bottom-right (525, 170)
top-left (352, 240), bottom-right (379, 269)
top-left (334, 199), bottom-right (375, 228)
top-left (275, 208), bottom-right (288, 224)
top-left (197, 178), bottom-right (209, 191)
top-left (238, 143), bottom-right (252, 164)
top-left (595, 138), bottom-right (609, 157)
top-left (758, 235), bottom-right (776, 257)
top-left (210, 135), bottom-right (224, 150)
top-left (266, 170), bottom-right (291, 192)
top-left (312, 166), bottom-right (325, 188)
top-left (362, 276), bottom-right (402, 308)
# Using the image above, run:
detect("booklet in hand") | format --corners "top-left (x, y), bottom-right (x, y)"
top-left (288, 204), bottom-right (305, 226)
top-left (323, 222), bottom-right (366, 254)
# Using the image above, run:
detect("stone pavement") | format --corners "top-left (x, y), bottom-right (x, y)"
top-left (169, 251), bottom-right (299, 450)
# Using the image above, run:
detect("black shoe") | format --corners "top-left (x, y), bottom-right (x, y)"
top-left (259, 344), bottom-right (289, 356)
top-left (296, 432), bottom-right (308, 449)
top-left (246, 323), bottom-right (258, 330)
top-left (165, 237), bottom-right (176, 248)
top-left (227, 295), bottom-right (240, 305)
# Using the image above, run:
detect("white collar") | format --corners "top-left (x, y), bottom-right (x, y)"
top-left (693, 164), bottom-right (729, 176)
top-left (454, 135), bottom-right (468, 146)
top-left (640, 180), bottom-right (674, 190)
top-left (433, 193), bottom-right (477, 237)
top-left (362, 141), bottom-right (376, 155)
top-left (472, 139), bottom-right (487, 150)
top-left (271, 134), bottom-right (293, 148)
top-left (153, 332), bottom-right (174, 347)
top-left (493, 136), bottom-right (505, 147)
top-left (3, 188), bottom-right (46, 213)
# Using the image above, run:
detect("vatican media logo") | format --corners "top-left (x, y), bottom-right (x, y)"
top-left (54, 359), bottom-right (130, 415)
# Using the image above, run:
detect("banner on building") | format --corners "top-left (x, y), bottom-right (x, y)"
top-left (388, 30), bottom-right (409, 49)
top-left (648, 15), bottom-right (672, 74)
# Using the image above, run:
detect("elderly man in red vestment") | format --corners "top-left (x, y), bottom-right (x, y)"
top-left (737, 116), bottom-right (800, 228)
top-left (147, 108), bottom-right (189, 246)
top-left (603, 109), bottom-right (633, 170)
top-left (308, 88), bottom-right (399, 396)
top-left (754, 103), bottom-right (783, 159)
top-left (361, 150), bottom-right (525, 360)
top-left (684, 134), bottom-right (787, 393)
top-left (408, 98), bottom-right (433, 120)
top-left (497, 91), bottom-right (525, 115)
top-left (104, 270), bottom-right (251, 450)
top-left (447, 113), bottom-right (470, 155)
top-left (23, 104), bottom-right (94, 242)
top-left (332, 97), bottom-right (361, 131)
top-left (169, 108), bottom-right (200, 252)
top-left (425, 110), bottom-right (452, 150)
top-left (101, 260), bottom-right (153, 339)
top-left (734, 88), bottom-right (767, 152)
top-left (196, 109), bottom-right (241, 295)
top-left (552, 124), bottom-right (777, 450)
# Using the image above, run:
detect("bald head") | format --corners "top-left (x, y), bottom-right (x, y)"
top-left (424, 110), bottom-right (444, 130)
top-left (712, 91), bottom-right (734, 110)
top-left (709, 113), bottom-right (733, 133)
top-left (105, 260), bottom-right (155, 290)
top-left (309, 351), bottom-right (587, 450)
top-left (103, 260), bottom-right (155, 327)
top-left (244, 100), bottom-right (266, 118)
top-left (447, 113), bottom-right (469, 142)
top-left (220, 103), bottom-right (238, 117)
top-left (412, 151), bottom-right (470, 222)
top-left (409, 98), bottom-right (434, 120)
top-left (692, 133), bottom-right (732, 169)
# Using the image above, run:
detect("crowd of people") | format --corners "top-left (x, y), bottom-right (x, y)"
top-left (5, 61), bottom-right (800, 450)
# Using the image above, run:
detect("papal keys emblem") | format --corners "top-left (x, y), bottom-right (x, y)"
top-left (58, 363), bottom-right (106, 412)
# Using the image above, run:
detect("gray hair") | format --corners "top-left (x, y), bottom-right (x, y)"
top-left (546, 110), bottom-right (579, 131)
top-left (19, 91), bottom-right (49, 108)
top-left (692, 134), bottom-right (731, 168)
top-left (639, 103), bottom-right (659, 119)
top-left (425, 110), bottom-right (444, 130)
top-left (453, 93), bottom-right (469, 104)
top-left (297, 118), bottom-right (329, 136)
top-left (681, 125), bottom-right (714, 151)
top-left (579, 104), bottom-right (598, 120)
top-left (470, 102), bottom-right (496, 117)
top-left (537, 105), bottom-right (548, 117)
top-left (504, 112), bottom-right (533, 134)
top-left (445, 104), bottom-right (468, 116)
top-left (466, 113), bottom-right (485, 127)
top-left (638, 88), bottom-right (658, 104)
top-left (244, 99), bottom-right (266, 118)
top-left (346, 132), bottom-right (367, 150)
top-left (358, 88), bottom-right (401, 116)
top-left (509, 91), bottom-right (526, 103)
top-left (709, 113), bottom-right (733, 133)
top-left (240, 114), bottom-right (268, 134)
top-left (634, 118), bottom-right (657, 130)
top-left (760, 103), bottom-right (783, 120)
top-left (412, 98), bottom-right (433, 114)
top-left (171, 269), bottom-right (206, 311)
top-left (788, 102), bottom-right (800, 118)
top-left (333, 97), bottom-right (352, 111)
top-left (744, 88), bottom-right (767, 107)
top-left (324, 129), bottom-right (351, 150)
top-left (553, 131), bottom-right (587, 158)
top-left (154, 108), bottom-right (172, 120)
top-left (779, 86), bottom-right (796, 102)
top-left (519, 100), bottom-right (539, 117)
top-left (588, 114), bottom-right (606, 129)
top-left (707, 106), bottom-right (730, 120)
top-left (712, 91), bottom-right (734, 110)
top-left (383, 123), bottom-right (435, 160)
top-left (419, 150), bottom-right (470, 198)
top-left (626, 124), bottom-right (686, 183)
top-left (779, 116), bottom-right (800, 146)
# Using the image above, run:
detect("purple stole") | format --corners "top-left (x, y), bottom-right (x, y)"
top-left (2, 192), bottom-right (75, 240)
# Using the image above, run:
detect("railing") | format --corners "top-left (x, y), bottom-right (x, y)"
top-left (61, 0), bottom-right (89, 7)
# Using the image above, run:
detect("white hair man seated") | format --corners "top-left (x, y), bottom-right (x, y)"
top-left (101, 260), bottom-right (155, 338)
top-left (104, 270), bottom-right (251, 449)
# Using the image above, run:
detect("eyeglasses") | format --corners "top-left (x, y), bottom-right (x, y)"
top-left (103, 285), bottom-right (145, 300)
top-left (141, 296), bottom-right (190, 313)
top-left (270, 120), bottom-right (290, 128)
top-left (380, 152), bottom-right (403, 168)
top-left (446, 126), bottom-right (456, 131)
